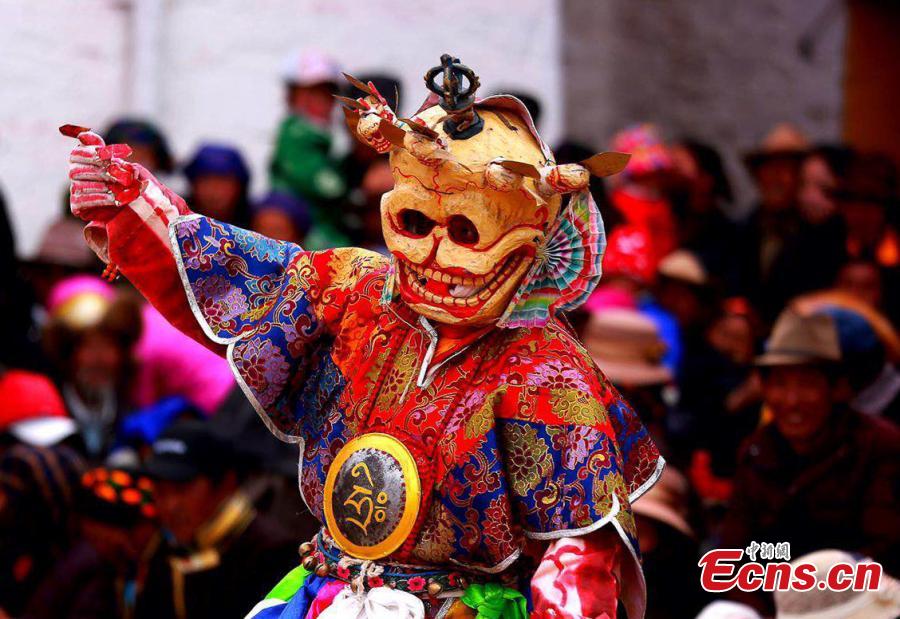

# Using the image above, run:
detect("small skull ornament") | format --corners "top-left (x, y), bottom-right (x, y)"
top-left (380, 104), bottom-right (562, 326)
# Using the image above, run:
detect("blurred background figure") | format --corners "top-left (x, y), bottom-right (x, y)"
top-left (608, 123), bottom-right (678, 264)
top-left (833, 153), bottom-right (900, 323)
top-left (251, 190), bottom-right (312, 245)
top-left (271, 49), bottom-right (348, 249)
top-left (797, 144), bottom-right (854, 226)
top-left (41, 276), bottom-right (233, 463)
top-left (104, 119), bottom-right (175, 179)
top-left (739, 123), bottom-right (810, 319)
top-left (0, 439), bottom-right (84, 616)
top-left (42, 276), bottom-right (142, 460)
top-left (183, 143), bottom-right (252, 227)
top-left (137, 420), bottom-right (296, 618)
top-left (25, 467), bottom-right (160, 619)
top-left (755, 144), bottom-right (855, 321)
top-left (582, 307), bottom-right (678, 458)
top-left (669, 138), bottom-right (741, 291)
top-left (837, 153), bottom-right (899, 268)
top-left (835, 258), bottom-right (887, 313)
top-left (634, 466), bottom-right (707, 619)
top-left (688, 298), bottom-right (763, 514)
top-left (655, 249), bottom-right (717, 363)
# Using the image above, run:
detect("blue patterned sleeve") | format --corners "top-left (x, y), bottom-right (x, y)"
top-left (168, 215), bottom-right (382, 441)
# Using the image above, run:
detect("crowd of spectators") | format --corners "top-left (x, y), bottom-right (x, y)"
top-left (0, 49), bottom-right (898, 618)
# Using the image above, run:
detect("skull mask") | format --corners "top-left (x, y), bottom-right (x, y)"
top-left (343, 56), bottom-right (628, 327)
top-left (381, 104), bottom-right (561, 326)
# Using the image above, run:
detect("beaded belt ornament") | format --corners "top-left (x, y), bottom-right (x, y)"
top-left (299, 530), bottom-right (472, 599)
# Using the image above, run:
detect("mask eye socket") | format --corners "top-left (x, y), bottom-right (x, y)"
top-left (398, 209), bottom-right (436, 237)
top-left (448, 215), bottom-right (479, 245)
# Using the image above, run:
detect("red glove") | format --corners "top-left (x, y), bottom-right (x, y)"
top-left (67, 130), bottom-right (141, 222)
top-left (65, 127), bottom-right (188, 263)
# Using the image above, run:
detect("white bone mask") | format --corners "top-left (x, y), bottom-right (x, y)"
top-left (380, 105), bottom-right (562, 326)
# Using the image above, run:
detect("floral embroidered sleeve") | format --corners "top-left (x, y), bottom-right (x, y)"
top-left (167, 215), bottom-right (388, 440)
top-left (67, 133), bottom-right (388, 442)
top-left (487, 326), bottom-right (663, 618)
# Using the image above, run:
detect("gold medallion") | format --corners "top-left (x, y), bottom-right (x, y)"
top-left (323, 433), bottom-right (421, 560)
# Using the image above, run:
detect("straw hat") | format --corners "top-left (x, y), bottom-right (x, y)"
top-left (744, 123), bottom-right (810, 169)
top-left (658, 249), bottom-right (709, 287)
top-left (584, 308), bottom-right (672, 386)
top-left (755, 309), bottom-right (841, 367)
top-left (775, 550), bottom-right (900, 619)
top-left (632, 466), bottom-right (693, 537)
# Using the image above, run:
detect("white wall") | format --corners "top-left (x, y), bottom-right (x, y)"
top-left (0, 0), bottom-right (562, 257)
top-left (0, 0), bottom-right (128, 256)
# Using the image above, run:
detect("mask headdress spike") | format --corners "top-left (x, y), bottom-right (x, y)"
top-left (333, 95), bottom-right (367, 111)
top-left (376, 118), bottom-right (408, 149)
top-left (398, 117), bottom-right (440, 140)
top-left (495, 159), bottom-right (541, 179)
top-left (342, 72), bottom-right (377, 97)
top-left (580, 152), bottom-right (631, 178)
top-left (341, 72), bottom-right (404, 154)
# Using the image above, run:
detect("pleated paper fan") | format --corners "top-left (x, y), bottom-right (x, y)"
top-left (500, 189), bottom-right (606, 328)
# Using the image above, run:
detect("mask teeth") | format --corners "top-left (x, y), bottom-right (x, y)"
top-left (402, 254), bottom-right (523, 308)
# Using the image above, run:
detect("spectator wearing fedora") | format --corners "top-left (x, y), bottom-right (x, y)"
top-left (720, 310), bottom-right (900, 614)
top-left (738, 124), bottom-right (811, 318)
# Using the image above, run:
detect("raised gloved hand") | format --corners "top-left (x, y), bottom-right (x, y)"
top-left (63, 124), bottom-right (188, 264)
top-left (66, 126), bottom-right (142, 223)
